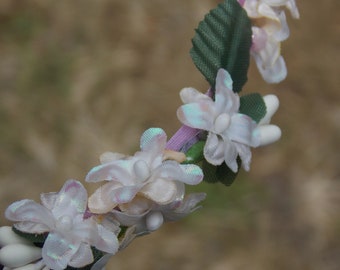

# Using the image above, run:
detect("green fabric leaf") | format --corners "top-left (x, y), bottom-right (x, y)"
top-left (12, 226), bottom-right (47, 246)
top-left (190, 0), bottom-right (252, 92)
top-left (202, 158), bottom-right (241, 186)
top-left (183, 141), bottom-right (205, 164)
top-left (239, 93), bottom-right (267, 123)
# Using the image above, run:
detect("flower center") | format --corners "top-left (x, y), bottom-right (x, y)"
top-left (214, 113), bottom-right (231, 134)
top-left (57, 215), bottom-right (73, 231)
top-left (134, 160), bottom-right (151, 182)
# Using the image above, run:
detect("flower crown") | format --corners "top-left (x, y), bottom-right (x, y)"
top-left (0, 1), bottom-right (299, 269)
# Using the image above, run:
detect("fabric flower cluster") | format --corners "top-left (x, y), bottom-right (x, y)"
top-left (239, 0), bottom-right (300, 83)
top-left (0, 128), bottom-right (205, 270)
top-left (177, 68), bottom-right (281, 172)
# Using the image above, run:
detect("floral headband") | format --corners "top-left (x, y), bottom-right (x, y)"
top-left (0, 1), bottom-right (299, 269)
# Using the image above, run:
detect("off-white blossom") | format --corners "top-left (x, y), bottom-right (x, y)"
top-left (240, 0), bottom-right (300, 83)
top-left (177, 69), bottom-right (260, 172)
top-left (86, 128), bottom-right (204, 215)
top-left (4, 180), bottom-right (119, 270)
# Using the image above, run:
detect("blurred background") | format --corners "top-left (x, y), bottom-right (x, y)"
top-left (0, 0), bottom-right (339, 269)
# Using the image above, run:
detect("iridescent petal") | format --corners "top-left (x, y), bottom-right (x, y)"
top-left (88, 182), bottom-right (127, 214)
top-left (177, 102), bottom-right (215, 131)
top-left (42, 232), bottom-right (79, 270)
top-left (223, 137), bottom-right (239, 172)
top-left (204, 132), bottom-right (225, 165)
top-left (163, 193), bottom-right (206, 222)
top-left (226, 114), bottom-right (257, 146)
top-left (5, 200), bottom-right (53, 233)
top-left (93, 224), bottom-right (119, 255)
top-left (140, 128), bottom-right (167, 158)
top-left (51, 180), bottom-right (88, 219)
top-left (234, 143), bottom-right (252, 171)
top-left (254, 53), bottom-right (287, 83)
top-left (179, 87), bottom-right (211, 104)
top-left (140, 179), bottom-right (177, 205)
top-left (85, 159), bottom-right (135, 185)
top-left (119, 196), bottom-right (153, 215)
top-left (110, 185), bottom-right (141, 205)
top-left (215, 69), bottom-right (240, 113)
top-left (156, 160), bottom-right (203, 185)
top-left (68, 243), bottom-right (93, 268)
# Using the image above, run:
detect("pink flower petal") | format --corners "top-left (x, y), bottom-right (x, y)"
top-left (140, 128), bottom-right (167, 156)
top-left (5, 200), bottom-right (53, 233)
top-left (51, 180), bottom-right (88, 219)
top-left (68, 243), bottom-right (93, 268)
top-left (85, 160), bottom-right (135, 185)
top-left (177, 102), bottom-right (215, 131)
top-left (204, 133), bottom-right (225, 165)
top-left (140, 179), bottom-right (177, 205)
top-left (42, 232), bottom-right (80, 270)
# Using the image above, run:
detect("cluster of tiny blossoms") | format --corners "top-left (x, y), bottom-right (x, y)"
top-left (0, 68), bottom-right (280, 270)
top-left (0, 1), bottom-right (299, 269)
top-left (238, 0), bottom-right (300, 83)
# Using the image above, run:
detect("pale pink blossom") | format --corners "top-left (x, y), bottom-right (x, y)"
top-left (177, 69), bottom-right (260, 172)
top-left (86, 128), bottom-right (204, 215)
top-left (239, 0), bottom-right (300, 83)
top-left (5, 180), bottom-right (119, 270)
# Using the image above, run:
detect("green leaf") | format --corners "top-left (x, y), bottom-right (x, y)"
top-left (239, 93), bottom-right (267, 123)
top-left (202, 158), bottom-right (241, 186)
top-left (183, 141), bottom-right (205, 164)
top-left (12, 226), bottom-right (47, 246)
top-left (190, 0), bottom-right (252, 92)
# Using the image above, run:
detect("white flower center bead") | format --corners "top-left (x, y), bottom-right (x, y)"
top-left (146, 211), bottom-right (164, 232)
top-left (134, 160), bottom-right (151, 182)
top-left (214, 113), bottom-right (231, 134)
top-left (57, 215), bottom-right (73, 231)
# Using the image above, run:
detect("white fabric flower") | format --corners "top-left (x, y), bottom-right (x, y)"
top-left (177, 69), bottom-right (260, 172)
top-left (109, 192), bottom-right (206, 237)
top-left (240, 0), bottom-right (299, 83)
top-left (85, 128), bottom-right (204, 215)
top-left (5, 180), bottom-right (119, 270)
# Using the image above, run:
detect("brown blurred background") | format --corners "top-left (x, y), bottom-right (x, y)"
top-left (0, 0), bottom-right (339, 269)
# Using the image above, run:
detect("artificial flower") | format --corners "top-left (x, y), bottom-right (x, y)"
top-left (239, 0), bottom-right (299, 83)
top-left (86, 128), bottom-right (204, 215)
top-left (110, 192), bottom-right (206, 236)
top-left (5, 180), bottom-right (119, 270)
top-left (177, 69), bottom-right (260, 172)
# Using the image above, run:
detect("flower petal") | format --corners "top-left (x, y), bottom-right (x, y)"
top-left (226, 114), bottom-right (258, 146)
top-left (177, 102), bottom-right (215, 131)
top-left (42, 232), bottom-right (80, 270)
top-left (156, 161), bottom-right (203, 185)
top-left (179, 87), bottom-right (211, 104)
top-left (68, 243), bottom-right (93, 268)
top-left (88, 182), bottom-right (126, 214)
top-left (163, 192), bottom-right (206, 222)
top-left (92, 224), bottom-right (119, 255)
top-left (50, 180), bottom-right (88, 219)
top-left (223, 137), bottom-right (239, 173)
top-left (253, 49), bottom-right (287, 83)
top-left (85, 159), bottom-right (135, 185)
top-left (215, 69), bottom-right (240, 113)
top-left (234, 143), bottom-right (252, 171)
top-left (204, 133), bottom-right (225, 165)
top-left (140, 179), bottom-right (177, 205)
top-left (140, 128), bottom-right (167, 157)
top-left (5, 200), bottom-right (53, 233)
